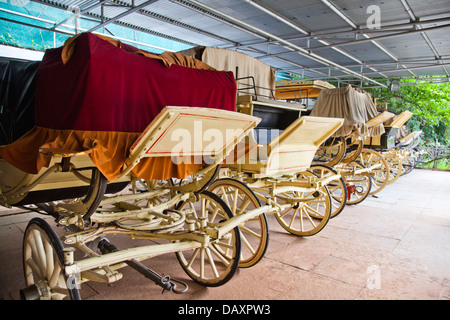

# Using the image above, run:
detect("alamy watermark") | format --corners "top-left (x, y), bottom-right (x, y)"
top-left (169, 123), bottom-right (280, 165)
top-left (67, 272), bottom-right (81, 290)
top-left (366, 5), bottom-right (381, 29)
top-left (366, 265), bottom-right (381, 290)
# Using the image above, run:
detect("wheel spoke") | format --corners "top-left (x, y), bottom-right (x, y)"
top-left (279, 206), bottom-right (294, 219)
top-left (25, 258), bottom-right (43, 281)
top-left (44, 241), bottom-right (54, 281)
top-left (304, 203), bottom-right (325, 218)
top-left (199, 248), bottom-right (205, 279)
top-left (205, 247), bottom-right (220, 279)
top-left (289, 208), bottom-right (299, 228)
top-left (240, 231), bottom-right (256, 255)
top-left (32, 230), bottom-right (47, 277)
top-left (219, 186), bottom-right (231, 208)
top-left (239, 224), bottom-right (261, 239)
top-left (302, 208), bottom-right (318, 228)
top-left (48, 263), bottom-right (62, 288)
top-left (186, 248), bottom-right (200, 269)
top-left (236, 198), bottom-right (251, 215)
top-left (210, 243), bottom-right (232, 265)
top-left (232, 188), bottom-right (239, 213)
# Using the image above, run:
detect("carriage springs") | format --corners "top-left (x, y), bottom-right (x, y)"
top-left (178, 304), bottom-right (271, 317)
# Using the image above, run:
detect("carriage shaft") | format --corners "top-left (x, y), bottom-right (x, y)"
top-left (65, 240), bottom-right (202, 276)
top-left (214, 205), bottom-right (272, 239)
top-left (338, 163), bottom-right (380, 176)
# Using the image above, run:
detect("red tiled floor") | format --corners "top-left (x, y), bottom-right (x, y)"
top-left (1, 169), bottom-right (449, 300)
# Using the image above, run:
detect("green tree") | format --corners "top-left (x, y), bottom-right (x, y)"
top-left (367, 80), bottom-right (450, 146)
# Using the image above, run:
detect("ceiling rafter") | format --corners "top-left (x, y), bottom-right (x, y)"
top-left (171, 0), bottom-right (387, 87)
top-left (225, 15), bottom-right (450, 51)
top-left (5, 0), bottom-right (450, 88)
top-left (87, 0), bottom-right (160, 32)
top-left (320, 0), bottom-right (416, 78)
top-left (243, 0), bottom-right (387, 79)
top-left (399, 0), bottom-right (449, 77)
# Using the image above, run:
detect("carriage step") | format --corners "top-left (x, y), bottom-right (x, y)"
top-left (97, 239), bottom-right (188, 294)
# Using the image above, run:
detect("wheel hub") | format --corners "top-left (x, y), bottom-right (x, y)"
top-left (20, 280), bottom-right (52, 300)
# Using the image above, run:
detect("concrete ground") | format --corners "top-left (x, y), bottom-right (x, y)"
top-left (1, 168), bottom-right (449, 300)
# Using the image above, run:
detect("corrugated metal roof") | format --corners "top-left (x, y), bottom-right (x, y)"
top-left (2, 0), bottom-right (449, 87)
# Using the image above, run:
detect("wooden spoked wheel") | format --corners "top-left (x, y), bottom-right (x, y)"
top-left (314, 136), bottom-right (347, 167)
top-left (274, 171), bottom-right (332, 236)
top-left (22, 218), bottom-right (80, 300)
top-left (309, 164), bottom-right (347, 218)
top-left (208, 178), bottom-right (269, 268)
top-left (402, 153), bottom-right (416, 175)
top-left (342, 161), bottom-right (372, 205)
top-left (401, 156), bottom-right (410, 175)
top-left (357, 149), bottom-right (390, 195)
top-left (176, 191), bottom-right (241, 286)
top-left (341, 139), bottom-right (364, 163)
top-left (386, 157), bottom-right (403, 184)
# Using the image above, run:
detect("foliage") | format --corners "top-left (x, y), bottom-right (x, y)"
top-left (0, 32), bottom-right (20, 47)
top-left (366, 80), bottom-right (450, 146)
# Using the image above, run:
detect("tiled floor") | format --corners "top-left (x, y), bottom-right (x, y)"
top-left (1, 168), bottom-right (449, 300)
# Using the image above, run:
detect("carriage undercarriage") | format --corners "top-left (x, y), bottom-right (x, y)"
top-left (1, 35), bottom-right (420, 300)
top-left (1, 106), bottom-right (276, 300)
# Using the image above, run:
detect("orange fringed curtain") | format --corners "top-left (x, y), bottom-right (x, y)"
top-left (0, 127), bottom-right (203, 181)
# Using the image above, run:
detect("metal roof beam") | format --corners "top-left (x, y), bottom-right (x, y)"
top-left (309, 23), bottom-right (450, 51)
top-left (244, 0), bottom-right (386, 79)
top-left (226, 15), bottom-right (450, 49)
top-left (399, 0), bottom-right (449, 77)
top-left (343, 62), bottom-right (450, 76)
top-left (102, 0), bottom-right (240, 46)
top-left (0, 9), bottom-right (181, 52)
top-left (87, 0), bottom-right (159, 33)
top-left (320, 0), bottom-right (416, 77)
top-left (281, 58), bottom-right (450, 73)
top-left (53, 0), bottom-right (112, 29)
top-left (172, 0), bottom-right (387, 87)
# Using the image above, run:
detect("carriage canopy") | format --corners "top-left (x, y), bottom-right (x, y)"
top-left (310, 85), bottom-right (385, 138)
top-left (0, 33), bottom-right (238, 181)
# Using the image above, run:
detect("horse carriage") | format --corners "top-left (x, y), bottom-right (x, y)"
top-left (307, 85), bottom-right (400, 205)
top-left (0, 33), bottom-right (277, 299)
top-left (273, 81), bottom-right (393, 206)
top-left (395, 129), bottom-right (423, 175)
top-left (305, 82), bottom-right (421, 204)
top-left (180, 47), bottom-right (345, 269)
top-left (2, 34), bottom-right (416, 300)
top-left (364, 110), bottom-right (422, 178)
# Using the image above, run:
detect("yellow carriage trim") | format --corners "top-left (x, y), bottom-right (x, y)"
top-left (275, 80), bottom-right (336, 100)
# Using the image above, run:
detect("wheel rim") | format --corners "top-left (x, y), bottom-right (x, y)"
top-left (209, 178), bottom-right (269, 268)
top-left (22, 218), bottom-right (80, 300)
top-left (357, 149), bottom-right (390, 195)
top-left (404, 155), bottom-right (416, 174)
top-left (342, 139), bottom-right (363, 163)
top-left (343, 161), bottom-right (372, 205)
top-left (314, 136), bottom-right (346, 167)
top-left (274, 172), bottom-right (331, 236)
top-left (309, 164), bottom-right (347, 218)
top-left (386, 157), bottom-right (403, 184)
top-left (176, 191), bottom-right (240, 286)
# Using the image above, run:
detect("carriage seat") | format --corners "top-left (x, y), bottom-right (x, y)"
top-left (230, 116), bottom-right (344, 178)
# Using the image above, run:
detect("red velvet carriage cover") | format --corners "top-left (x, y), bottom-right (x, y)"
top-left (0, 33), bottom-right (237, 181)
